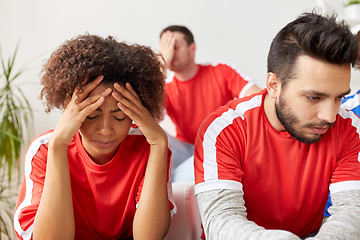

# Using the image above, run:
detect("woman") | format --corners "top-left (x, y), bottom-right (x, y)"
top-left (14, 34), bottom-right (175, 240)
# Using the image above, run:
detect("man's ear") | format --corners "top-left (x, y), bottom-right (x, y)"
top-left (189, 42), bottom-right (196, 58)
top-left (266, 72), bottom-right (281, 99)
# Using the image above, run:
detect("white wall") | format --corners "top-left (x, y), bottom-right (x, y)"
top-left (0, 0), bottom-right (357, 149)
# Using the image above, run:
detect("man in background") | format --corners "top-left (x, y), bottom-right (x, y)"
top-left (159, 25), bottom-right (260, 181)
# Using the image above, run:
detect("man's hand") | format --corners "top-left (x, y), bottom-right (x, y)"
top-left (159, 31), bottom-right (176, 66)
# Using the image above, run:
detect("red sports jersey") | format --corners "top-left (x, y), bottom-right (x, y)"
top-left (194, 89), bottom-right (360, 238)
top-left (14, 127), bottom-right (176, 240)
top-left (165, 63), bottom-right (254, 145)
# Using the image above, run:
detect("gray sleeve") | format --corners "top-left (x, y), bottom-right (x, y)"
top-left (306, 190), bottom-right (360, 240)
top-left (196, 189), bottom-right (301, 240)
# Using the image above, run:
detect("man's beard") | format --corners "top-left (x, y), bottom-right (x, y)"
top-left (275, 94), bottom-right (333, 144)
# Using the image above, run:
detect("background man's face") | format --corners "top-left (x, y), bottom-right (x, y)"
top-left (167, 32), bottom-right (195, 72)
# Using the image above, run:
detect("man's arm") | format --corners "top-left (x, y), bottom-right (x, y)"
top-left (245, 85), bottom-right (262, 97)
top-left (222, 64), bottom-right (261, 98)
top-left (196, 189), bottom-right (301, 240)
top-left (307, 190), bottom-right (360, 240)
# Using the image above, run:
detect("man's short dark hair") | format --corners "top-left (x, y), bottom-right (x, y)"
top-left (267, 12), bottom-right (358, 85)
top-left (160, 25), bottom-right (195, 45)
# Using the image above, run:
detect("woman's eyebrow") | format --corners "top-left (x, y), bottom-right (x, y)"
top-left (110, 109), bottom-right (123, 113)
top-left (94, 108), bottom-right (123, 113)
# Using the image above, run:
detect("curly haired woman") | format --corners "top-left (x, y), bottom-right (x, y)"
top-left (14, 34), bottom-right (176, 240)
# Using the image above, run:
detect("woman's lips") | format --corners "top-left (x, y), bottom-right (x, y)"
top-left (92, 140), bottom-right (116, 148)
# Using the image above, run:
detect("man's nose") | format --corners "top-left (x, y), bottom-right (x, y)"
top-left (317, 102), bottom-right (339, 124)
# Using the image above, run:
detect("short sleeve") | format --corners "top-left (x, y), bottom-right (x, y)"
top-left (14, 135), bottom-right (50, 240)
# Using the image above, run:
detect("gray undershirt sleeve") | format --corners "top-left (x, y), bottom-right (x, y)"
top-left (196, 189), bottom-right (360, 240)
top-left (306, 190), bottom-right (360, 240)
top-left (196, 189), bottom-right (301, 240)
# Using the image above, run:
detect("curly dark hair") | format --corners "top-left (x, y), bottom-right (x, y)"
top-left (267, 12), bottom-right (358, 86)
top-left (40, 34), bottom-right (165, 119)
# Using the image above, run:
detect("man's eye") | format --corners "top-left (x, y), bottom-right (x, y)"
top-left (87, 116), bottom-right (97, 120)
top-left (307, 96), bottom-right (320, 101)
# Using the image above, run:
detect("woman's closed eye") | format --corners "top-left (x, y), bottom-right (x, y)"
top-left (114, 116), bottom-right (126, 121)
top-left (87, 115), bottom-right (98, 120)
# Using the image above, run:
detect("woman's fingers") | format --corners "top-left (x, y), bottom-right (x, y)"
top-left (74, 75), bottom-right (104, 104)
top-left (113, 83), bottom-right (141, 105)
top-left (78, 87), bottom-right (112, 112)
top-left (111, 82), bottom-right (166, 145)
top-left (112, 92), bottom-right (138, 120)
top-left (125, 82), bottom-right (141, 101)
top-left (80, 96), bottom-right (105, 118)
top-left (65, 84), bottom-right (112, 131)
top-left (52, 77), bottom-right (111, 146)
top-left (112, 83), bottom-right (146, 120)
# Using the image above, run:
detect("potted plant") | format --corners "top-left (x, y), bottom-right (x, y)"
top-left (0, 43), bottom-right (33, 239)
top-left (0, 175), bottom-right (17, 239)
top-left (344, 0), bottom-right (360, 22)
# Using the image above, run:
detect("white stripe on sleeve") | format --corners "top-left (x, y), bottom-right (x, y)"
top-left (338, 108), bottom-right (360, 163)
top-left (194, 179), bottom-right (243, 195)
top-left (341, 92), bottom-right (360, 110)
top-left (201, 95), bottom-right (262, 183)
top-left (329, 109), bottom-right (360, 195)
top-left (13, 132), bottom-right (52, 240)
top-left (330, 180), bottom-right (360, 195)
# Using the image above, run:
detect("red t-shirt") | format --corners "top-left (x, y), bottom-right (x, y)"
top-left (194, 89), bottom-right (360, 238)
top-left (14, 128), bottom-right (176, 240)
top-left (165, 63), bottom-right (254, 144)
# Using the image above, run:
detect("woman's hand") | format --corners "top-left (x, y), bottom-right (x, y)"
top-left (34, 76), bottom-right (111, 240)
top-left (51, 75), bottom-right (111, 147)
top-left (113, 82), bottom-right (171, 239)
top-left (112, 82), bottom-right (167, 147)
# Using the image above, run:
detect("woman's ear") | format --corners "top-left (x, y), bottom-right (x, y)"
top-left (266, 72), bottom-right (281, 99)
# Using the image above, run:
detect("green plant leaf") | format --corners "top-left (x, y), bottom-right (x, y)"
top-left (345, 0), bottom-right (360, 6)
top-left (0, 41), bottom-right (33, 183)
